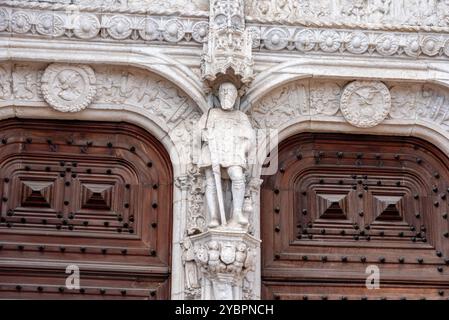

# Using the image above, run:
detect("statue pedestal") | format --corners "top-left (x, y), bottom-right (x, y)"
top-left (190, 228), bottom-right (260, 300)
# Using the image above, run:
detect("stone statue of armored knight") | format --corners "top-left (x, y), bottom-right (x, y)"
top-left (193, 82), bottom-right (255, 229)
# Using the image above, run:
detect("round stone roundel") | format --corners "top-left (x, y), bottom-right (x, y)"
top-left (41, 64), bottom-right (97, 113)
top-left (340, 81), bottom-right (391, 128)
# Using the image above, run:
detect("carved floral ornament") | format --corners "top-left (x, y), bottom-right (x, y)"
top-left (3, 6), bottom-right (449, 60)
top-left (254, 26), bottom-right (449, 59)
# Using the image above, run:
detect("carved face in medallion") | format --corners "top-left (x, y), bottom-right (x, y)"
top-left (340, 81), bottom-right (391, 128)
top-left (55, 70), bottom-right (84, 101)
top-left (218, 82), bottom-right (238, 111)
top-left (41, 64), bottom-right (97, 113)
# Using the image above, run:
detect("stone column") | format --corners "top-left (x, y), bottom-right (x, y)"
top-left (178, 0), bottom-right (260, 300)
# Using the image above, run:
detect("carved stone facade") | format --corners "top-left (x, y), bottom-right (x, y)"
top-left (2, 0), bottom-right (449, 300)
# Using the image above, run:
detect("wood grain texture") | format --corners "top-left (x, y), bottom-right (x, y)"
top-left (261, 133), bottom-right (449, 300)
top-left (0, 119), bottom-right (172, 299)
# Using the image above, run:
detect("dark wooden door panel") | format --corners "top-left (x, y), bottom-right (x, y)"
top-left (261, 133), bottom-right (449, 300)
top-left (0, 119), bottom-right (172, 299)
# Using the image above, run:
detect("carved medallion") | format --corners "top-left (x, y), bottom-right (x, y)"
top-left (107, 15), bottom-right (132, 40)
top-left (295, 30), bottom-right (315, 52)
top-left (163, 19), bottom-right (185, 43)
top-left (41, 64), bottom-right (96, 113)
top-left (346, 32), bottom-right (369, 54)
top-left (11, 11), bottom-right (31, 34)
top-left (139, 18), bottom-right (160, 41)
top-left (36, 13), bottom-right (65, 37)
top-left (264, 28), bottom-right (289, 51)
top-left (421, 36), bottom-right (441, 56)
top-left (340, 81), bottom-right (391, 128)
top-left (319, 30), bottom-right (341, 53)
top-left (73, 13), bottom-right (100, 39)
top-left (404, 36), bottom-right (420, 57)
top-left (192, 21), bottom-right (209, 43)
top-left (375, 34), bottom-right (399, 56)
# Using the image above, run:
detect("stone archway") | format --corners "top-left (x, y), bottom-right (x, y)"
top-left (246, 77), bottom-right (449, 300)
top-left (0, 60), bottom-right (206, 300)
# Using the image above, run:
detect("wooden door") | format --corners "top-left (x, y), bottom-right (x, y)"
top-left (262, 133), bottom-right (449, 300)
top-left (0, 119), bottom-right (172, 299)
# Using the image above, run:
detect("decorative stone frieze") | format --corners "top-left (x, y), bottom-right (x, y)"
top-left (0, 62), bottom-right (201, 130)
top-left (249, 79), bottom-right (449, 131)
top-left (245, 0), bottom-right (449, 32)
top-left (4, 3), bottom-right (449, 62)
top-left (250, 25), bottom-right (449, 59)
top-left (0, 7), bottom-right (209, 45)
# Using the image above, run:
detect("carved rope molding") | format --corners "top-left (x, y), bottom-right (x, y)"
top-left (0, 7), bottom-right (209, 44)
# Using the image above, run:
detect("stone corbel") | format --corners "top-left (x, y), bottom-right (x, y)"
top-left (190, 228), bottom-right (260, 300)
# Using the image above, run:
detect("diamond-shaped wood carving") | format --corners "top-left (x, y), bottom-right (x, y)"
top-left (317, 193), bottom-right (347, 219)
top-left (21, 180), bottom-right (54, 208)
top-left (374, 195), bottom-right (403, 221)
top-left (81, 183), bottom-right (113, 210)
